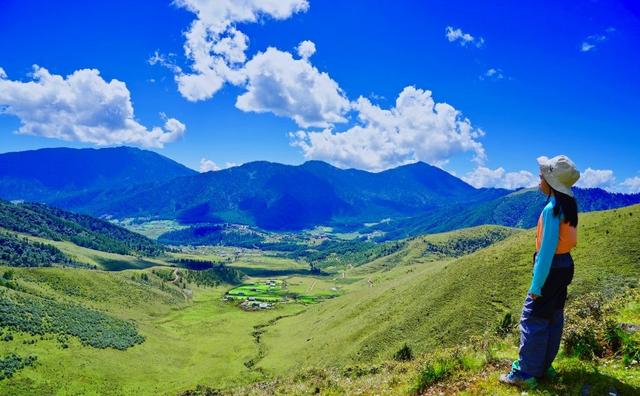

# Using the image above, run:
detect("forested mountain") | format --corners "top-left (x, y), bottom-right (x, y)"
top-left (2, 147), bottom-right (640, 236)
top-left (0, 200), bottom-right (164, 256)
top-left (0, 146), bottom-right (195, 202)
top-left (0, 232), bottom-right (78, 268)
top-left (47, 159), bottom-right (510, 230)
top-left (368, 187), bottom-right (640, 240)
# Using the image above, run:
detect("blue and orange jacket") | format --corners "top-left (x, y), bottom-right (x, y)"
top-left (529, 195), bottom-right (577, 296)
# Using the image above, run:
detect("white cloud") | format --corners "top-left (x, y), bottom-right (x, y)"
top-left (171, 0), bottom-right (309, 101)
top-left (581, 42), bottom-right (596, 52)
top-left (199, 158), bottom-right (238, 172)
top-left (148, 51), bottom-right (182, 74)
top-left (0, 66), bottom-right (185, 148)
top-left (296, 40), bottom-right (316, 59)
top-left (160, 2), bottom-right (349, 130)
top-left (620, 176), bottom-right (640, 194)
top-left (290, 86), bottom-right (486, 171)
top-left (236, 47), bottom-right (350, 128)
top-left (199, 158), bottom-right (220, 172)
top-left (0, 67), bottom-right (6, 79)
top-left (224, 161), bottom-right (238, 168)
top-left (481, 68), bottom-right (504, 80)
top-left (575, 167), bottom-right (616, 189)
top-left (445, 26), bottom-right (484, 47)
top-left (581, 27), bottom-right (615, 52)
top-left (462, 166), bottom-right (537, 189)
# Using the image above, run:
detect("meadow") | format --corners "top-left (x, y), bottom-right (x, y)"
top-left (0, 205), bottom-right (638, 395)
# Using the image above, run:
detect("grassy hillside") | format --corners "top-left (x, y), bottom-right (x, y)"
top-left (1, 205), bottom-right (637, 395)
top-left (0, 200), bottom-right (164, 257)
top-left (0, 231), bottom-right (79, 268)
top-left (257, 204), bottom-right (640, 373)
top-left (0, 265), bottom-right (306, 395)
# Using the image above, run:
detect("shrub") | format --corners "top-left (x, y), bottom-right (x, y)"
top-left (0, 289), bottom-right (144, 350)
top-left (393, 343), bottom-right (414, 361)
top-left (496, 312), bottom-right (516, 337)
top-left (413, 357), bottom-right (458, 394)
top-left (563, 292), bottom-right (640, 363)
top-left (0, 353), bottom-right (37, 380)
top-left (563, 294), bottom-right (608, 359)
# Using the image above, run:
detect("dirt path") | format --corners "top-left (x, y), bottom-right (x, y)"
top-left (307, 280), bottom-right (317, 293)
top-left (243, 310), bottom-right (306, 375)
top-left (170, 268), bottom-right (191, 300)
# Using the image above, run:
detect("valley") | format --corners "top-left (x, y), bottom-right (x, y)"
top-left (0, 149), bottom-right (639, 395)
top-left (1, 201), bottom-right (639, 395)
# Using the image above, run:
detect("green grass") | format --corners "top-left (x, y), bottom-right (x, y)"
top-left (256, 205), bottom-right (640, 374)
top-left (1, 204), bottom-right (638, 395)
top-left (0, 267), bottom-right (306, 395)
top-left (226, 278), bottom-right (341, 304)
top-left (10, 231), bottom-right (173, 271)
top-left (225, 289), bottom-right (640, 395)
top-left (114, 219), bottom-right (187, 240)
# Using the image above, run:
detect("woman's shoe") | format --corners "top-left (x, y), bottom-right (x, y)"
top-left (499, 370), bottom-right (538, 389)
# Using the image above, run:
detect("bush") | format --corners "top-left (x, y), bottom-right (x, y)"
top-left (563, 292), bottom-right (640, 363)
top-left (0, 289), bottom-right (144, 350)
top-left (413, 356), bottom-right (458, 393)
top-left (0, 353), bottom-right (37, 380)
top-left (496, 312), bottom-right (516, 337)
top-left (393, 343), bottom-right (414, 361)
top-left (563, 294), bottom-right (609, 359)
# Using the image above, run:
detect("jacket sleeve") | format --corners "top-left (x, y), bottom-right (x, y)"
top-left (529, 205), bottom-right (560, 296)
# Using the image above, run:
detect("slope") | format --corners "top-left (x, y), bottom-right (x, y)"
top-left (257, 204), bottom-right (640, 373)
top-left (0, 146), bottom-right (196, 202)
top-left (0, 199), bottom-right (164, 257)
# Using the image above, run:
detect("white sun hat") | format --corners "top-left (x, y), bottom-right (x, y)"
top-left (537, 155), bottom-right (581, 197)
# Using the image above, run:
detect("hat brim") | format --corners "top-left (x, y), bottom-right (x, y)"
top-left (541, 170), bottom-right (575, 197)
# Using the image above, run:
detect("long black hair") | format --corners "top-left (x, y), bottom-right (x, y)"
top-left (546, 187), bottom-right (579, 227)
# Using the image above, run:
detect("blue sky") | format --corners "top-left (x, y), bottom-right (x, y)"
top-left (1, 0), bottom-right (639, 192)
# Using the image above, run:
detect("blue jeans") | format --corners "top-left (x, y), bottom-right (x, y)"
top-left (517, 253), bottom-right (574, 378)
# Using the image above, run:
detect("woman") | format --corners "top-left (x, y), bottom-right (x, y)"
top-left (500, 155), bottom-right (580, 388)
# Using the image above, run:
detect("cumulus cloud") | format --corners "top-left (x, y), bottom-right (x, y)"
top-left (199, 158), bottom-right (220, 172)
top-left (171, 0), bottom-right (309, 101)
top-left (236, 47), bottom-right (350, 128)
top-left (199, 158), bottom-right (238, 172)
top-left (462, 166), bottom-right (538, 189)
top-left (445, 26), bottom-right (484, 47)
top-left (581, 27), bottom-right (615, 52)
top-left (0, 66), bottom-right (185, 147)
top-left (575, 167), bottom-right (616, 189)
top-left (296, 40), bottom-right (316, 59)
top-left (621, 176), bottom-right (640, 194)
top-left (290, 86), bottom-right (486, 171)
top-left (0, 67), bottom-right (6, 79)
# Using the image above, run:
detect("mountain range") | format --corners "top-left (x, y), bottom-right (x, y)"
top-left (1, 147), bottom-right (639, 234)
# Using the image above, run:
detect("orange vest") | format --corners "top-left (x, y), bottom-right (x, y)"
top-left (536, 213), bottom-right (577, 254)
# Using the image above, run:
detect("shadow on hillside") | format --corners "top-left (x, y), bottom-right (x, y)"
top-left (230, 266), bottom-right (328, 278)
top-left (94, 257), bottom-right (157, 271)
top-left (537, 367), bottom-right (640, 395)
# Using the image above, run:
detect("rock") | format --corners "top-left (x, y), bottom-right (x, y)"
top-left (620, 323), bottom-right (640, 333)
